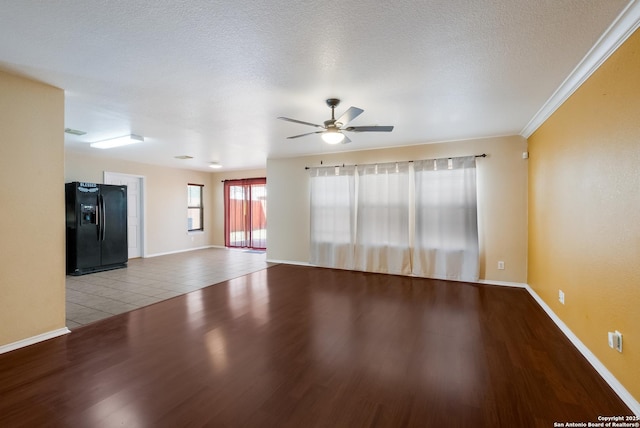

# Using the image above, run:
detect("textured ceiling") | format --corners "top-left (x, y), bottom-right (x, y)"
top-left (0, 0), bottom-right (632, 171)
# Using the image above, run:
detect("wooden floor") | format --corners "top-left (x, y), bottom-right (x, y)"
top-left (0, 265), bottom-right (631, 427)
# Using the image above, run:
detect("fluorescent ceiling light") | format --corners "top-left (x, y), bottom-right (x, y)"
top-left (209, 162), bottom-right (222, 169)
top-left (321, 129), bottom-right (344, 144)
top-left (90, 134), bottom-right (144, 149)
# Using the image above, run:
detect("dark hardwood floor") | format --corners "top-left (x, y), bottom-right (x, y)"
top-left (0, 265), bottom-right (631, 427)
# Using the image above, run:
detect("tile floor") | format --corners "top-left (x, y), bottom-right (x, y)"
top-left (66, 248), bottom-right (272, 329)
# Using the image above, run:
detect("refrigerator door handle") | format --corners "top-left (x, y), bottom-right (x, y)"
top-left (100, 195), bottom-right (106, 241)
top-left (95, 197), bottom-right (101, 241)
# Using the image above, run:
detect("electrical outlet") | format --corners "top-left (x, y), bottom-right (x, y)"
top-left (497, 261), bottom-right (505, 270)
top-left (558, 290), bottom-right (565, 305)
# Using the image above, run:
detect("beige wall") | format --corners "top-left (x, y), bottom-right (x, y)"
top-left (209, 169), bottom-right (267, 247)
top-left (0, 71), bottom-right (65, 346)
top-left (267, 135), bottom-right (528, 283)
top-left (65, 152), bottom-right (215, 256)
top-left (528, 29), bottom-right (640, 401)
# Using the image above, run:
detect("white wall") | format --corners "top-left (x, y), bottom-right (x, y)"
top-left (66, 135), bottom-right (528, 283)
top-left (65, 151), bottom-right (215, 256)
top-left (267, 135), bottom-right (528, 283)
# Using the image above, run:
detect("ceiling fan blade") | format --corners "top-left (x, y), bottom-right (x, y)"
top-left (287, 130), bottom-right (324, 139)
top-left (278, 117), bottom-right (324, 128)
top-left (344, 126), bottom-right (394, 132)
top-left (341, 134), bottom-right (352, 144)
top-left (336, 107), bottom-right (364, 126)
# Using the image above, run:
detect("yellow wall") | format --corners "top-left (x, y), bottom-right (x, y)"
top-left (528, 29), bottom-right (640, 400)
top-left (0, 71), bottom-right (65, 346)
top-left (65, 152), bottom-right (216, 256)
top-left (267, 135), bottom-right (529, 283)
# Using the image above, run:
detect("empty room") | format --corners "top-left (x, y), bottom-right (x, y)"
top-left (0, 1), bottom-right (639, 426)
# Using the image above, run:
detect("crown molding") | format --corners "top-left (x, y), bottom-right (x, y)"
top-left (521, 0), bottom-right (640, 138)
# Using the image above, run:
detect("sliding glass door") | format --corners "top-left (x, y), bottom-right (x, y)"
top-left (224, 178), bottom-right (267, 249)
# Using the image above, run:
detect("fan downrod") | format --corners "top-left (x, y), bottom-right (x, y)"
top-left (325, 98), bottom-right (340, 123)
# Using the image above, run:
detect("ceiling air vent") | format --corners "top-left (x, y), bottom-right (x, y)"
top-left (174, 155), bottom-right (193, 160)
top-left (64, 128), bottom-right (86, 136)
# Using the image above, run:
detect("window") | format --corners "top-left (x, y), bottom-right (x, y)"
top-left (354, 162), bottom-right (412, 275)
top-left (308, 156), bottom-right (479, 281)
top-left (223, 178), bottom-right (267, 249)
top-left (187, 184), bottom-right (204, 231)
top-left (309, 166), bottom-right (356, 269)
top-left (413, 157), bottom-right (479, 281)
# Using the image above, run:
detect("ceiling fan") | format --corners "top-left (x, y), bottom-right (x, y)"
top-left (278, 98), bottom-right (394, 144)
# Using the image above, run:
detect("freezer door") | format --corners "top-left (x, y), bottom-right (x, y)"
top-left (100, 184), bottom-right (128, 266)
top-left (73, 184), bottom-right (101, 271)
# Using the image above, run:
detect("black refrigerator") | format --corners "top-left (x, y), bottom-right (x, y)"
top-left (65, 182), bottom-right (128, 275)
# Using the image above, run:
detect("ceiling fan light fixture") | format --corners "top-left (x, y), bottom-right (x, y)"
top-left (279, 98), bottom-right (393, 143)
top-left (322, 129), bottom-right (345, 145)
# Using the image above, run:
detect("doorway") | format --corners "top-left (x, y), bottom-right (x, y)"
top-left (224, 178), bottom-right (266, 250)
top-left (104, 172), bottom-right (145, 258)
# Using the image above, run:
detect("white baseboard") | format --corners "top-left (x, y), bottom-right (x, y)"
top-left (525, 285), bottom-right (640, 416)
top-left (265, 259), bottom-right (312, 267)
top-left (477, 279), bottom-right (528, 288)
top-left (0, 327), bottom-right (71, 355)
top-left (145, 245), bottom-right (215, 258)
top-left (268, 262), bottom-right (530, 289)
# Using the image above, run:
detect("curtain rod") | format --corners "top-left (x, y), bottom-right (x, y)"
top-left (220, 177), bottom-right (266, 183)
top-left (304, 153), bottom-right (486, 170)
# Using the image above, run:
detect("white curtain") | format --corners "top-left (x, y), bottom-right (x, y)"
top-left (412, 156), bottom-right (479, 281)
top-left (309, 166), bottom-right (356, 269)
top-left (354, 162), bottom-right (412, 275)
